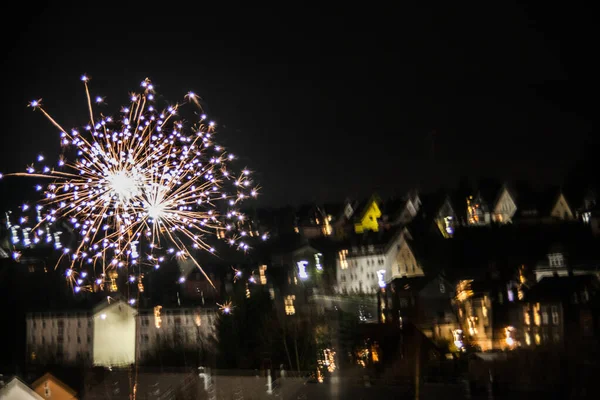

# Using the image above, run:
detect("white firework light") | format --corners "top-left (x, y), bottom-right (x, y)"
top-left (8, 76), bottom-right (261, 291)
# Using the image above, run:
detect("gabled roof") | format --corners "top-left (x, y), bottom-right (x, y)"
top-left (514, 186), bottom-right (573, 218)
top-left (0, 376), bottom-right (44, 400)
top-left (92, 298), bottom-right (136, 316)
top-left (353, 193), bottom-right (383, 223)
top-left (31, 372), bottom-right (77, 398)
top-left (342, 225), bottom-right (405, 253)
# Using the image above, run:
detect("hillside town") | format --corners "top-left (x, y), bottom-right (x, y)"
top-left (1, 178), bottom-right (599, 399)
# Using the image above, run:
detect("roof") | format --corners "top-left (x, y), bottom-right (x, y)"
top-left (352, 193), bottom-right (382, 223)
top-left (389, 276), bottom-right (432, 293)
top-left (340, 225), bottom-right (404, 254)
top-left (92, 298), bottom-right (136, 315)
top-left (0, 376), bottom-right (44, 400)
top-left (526, 275), bottom-right (600, 302)
top-left (31, 372), bottom-right (77, 397)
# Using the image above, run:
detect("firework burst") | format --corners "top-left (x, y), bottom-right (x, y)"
top-left (4, 76), bottom-right (263, 292)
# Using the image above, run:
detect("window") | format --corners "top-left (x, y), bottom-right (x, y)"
top-left (142, 334), bottom-right (149, 343)
top-left (285, 295), bottom-right (296, 315)
top-left (439, 283), bottom-right (445, 293)
top-left (399, 298), bottom-right (409, 308)
top-left (88, 336), bottom-right (91, 344)
top-left (551, 306), bottom-right (559, 325)
top-left (77, 336), bottom-right (81, 344)
top-left (541, 307), bottom-right (549, 325)
top-left (78, 320), bottom-right (81, 328)
top-left (259, 265), bottom-right (267, 285)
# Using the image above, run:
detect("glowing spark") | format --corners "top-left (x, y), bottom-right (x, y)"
top-left (218, 300), bottom-right (234, 314)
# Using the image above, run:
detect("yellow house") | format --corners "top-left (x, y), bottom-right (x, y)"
top-left (31, 373), bottom-right (77, 400)
top-left (354, 195), bottom-right (382, 233)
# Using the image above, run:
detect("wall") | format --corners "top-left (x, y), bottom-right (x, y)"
top-left (93, 302), bottom-right (136, 367)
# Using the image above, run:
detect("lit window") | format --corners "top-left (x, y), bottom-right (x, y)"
top-left (259, 265), bottom-right (267, 285)
top-left (285, 295), bottom-right (296, 315)
top-left (551, 306), bottom-right (559, 325)
top-left (339, 249), bottom-right (348, 269)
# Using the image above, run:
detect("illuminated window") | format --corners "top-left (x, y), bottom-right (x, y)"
top-left (541, 307), bottom-right (549, 325)
top-left (525, 331), bottom-right (531, 346)
top-left (339, 249), bottom-right (348, 269)
top-left (154, 305), bottom-right (162, 328)
top-left (533, 303), bottom-right (541, 326)
top-left (259, 265), bottom-right (267, 285)
top-left (535, 333), bottom-right (541, 345)
top-left (285, 295), bottom-right (296, 315)
top-left (551, 306), bottom-right (559, 325)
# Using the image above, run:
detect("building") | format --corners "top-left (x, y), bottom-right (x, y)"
top-left (379, 274), bottom-right (458, 343)
top-left (353, 195), bottom-right (382, 234)
top-left (492, 185), bottom-right (517, 224)
top-left (336, 227), bottom-right (425, 295)
top-left (137, 306), bottom-right (217, 361)
top-left (31, 373), bottom-right (78, 400)
top-left (92, 300), bottom-right (137, 367)
top-left (522, 275), bottom-right (600, 349)
top-left (0, 376), bottom-right (44, 400)
top-left (26, 299), bottom-right (217, 367)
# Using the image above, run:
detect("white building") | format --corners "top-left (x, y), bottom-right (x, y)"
top-left (93, 301), bottom-right (137, 367)
top-left (26, 299), bottom-right (217, 367)
top-left (534, 252), bottom-right (600, 282)
top-left (336, 228), bottom-right (425, 295)
top-left (137, 306), bottom-right (217, 361)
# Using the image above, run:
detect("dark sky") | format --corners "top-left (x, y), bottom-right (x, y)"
top-left (0, 3), bottom-right (594, 208)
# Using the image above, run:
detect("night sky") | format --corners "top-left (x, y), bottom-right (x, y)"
top-left (0, 4), bottom-right (594, 208)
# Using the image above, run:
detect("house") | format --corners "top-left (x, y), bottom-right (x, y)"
top-left (92, 300), bottom-right (137, 367)
top-left (549, 191), bottom-right (575, 220)
top-left (31, 373), bottom-right (78, 400)
top-left (454, 276), bottom-right (526, 351)
top-left (492, 185), bottom-right (517, 224)
top-left (522, 275), bottom-right (600, 348)
top-left (514, 186), bottom-right (577, 223)
top-left (466, 192), bottom-right (491, 226)
top-left (336, 227), bottom-right (422, 295)
top-left (386, 190), bottom-right (422, 226)
top-left (419, 192), bottom-right (459, 238)
top-left (379, 274), bottom-right (458, 343)
top-left (0, 377), bottom-right (44, 400)
top-left (353, 194), bottom-right (382, 234)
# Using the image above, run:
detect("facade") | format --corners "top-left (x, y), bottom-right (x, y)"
top-left (434, 196), bottom-right (457, 238)
top-left (137, 306), bottom-right (217, 361)
top-left (26, 300), bottom-right (217, 367)
top-left (550, 192), bottom-right (574, 220)
top-left (522, 275), bottom-right (600, 349)
top-left (31, 373), bottom-right (77, 400)
top-left (492, 186), bottom-right (517, 224)
top-left (467, 193), bottom-right (491, 226)
top-left (26, 311), bottom-right (93, 365)
top-left (336, 228), bottom-right (424, 295)
top-left (93, 301), bottom-right (137, 367)
top-left (533, 251), bottom-right (600, 282)
top-left (379, 275), bottom-right (458, 343)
